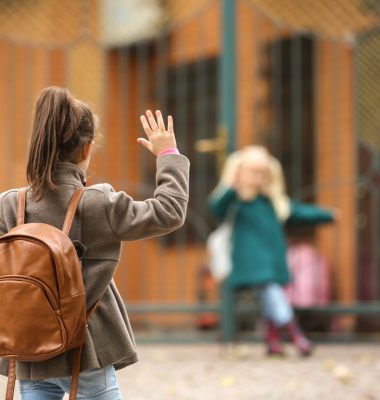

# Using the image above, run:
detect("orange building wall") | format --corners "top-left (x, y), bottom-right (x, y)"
top-left (0, 0), bottom-right (359, 314)
top-left (0, 44), bottom-right (66, 191)
top-left (236, 1), bottom-right (293, 148)
top-left (237, 1), bottom-right (271, 147)
top-left (168, 1), bottom-right (221, 66)
top-left (103, 45), bottom-right (212, 306)
top-left (315, 40), bottom-right (357, 307)
top-left (0, 0), bottom-right (103, 192)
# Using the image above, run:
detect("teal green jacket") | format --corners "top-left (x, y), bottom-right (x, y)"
top-left (209, 187), bottom-right (334, 289)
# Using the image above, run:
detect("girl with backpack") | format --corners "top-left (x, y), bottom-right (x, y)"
top-left (209, 145), bottom-right (338, 356)
top-left (0, 86), bottom-right (189, 399)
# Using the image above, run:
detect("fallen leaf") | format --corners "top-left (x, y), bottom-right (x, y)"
top-left (163, 386), bottom-right (175, 395)
top-left (285, 380), bottom-right (299, 391)
top-left (232, 344), bottom-right (250, 359)
top-left (332, 365), bottom-right (354, 384)
top-left (268, 391), bottom-right (282, 399)
top-left (359, 355), bottom-right (372, 365)
top-left (220, 376), bottom-right (236, 386)
top-left (323, 359), bottom-right (335, 371)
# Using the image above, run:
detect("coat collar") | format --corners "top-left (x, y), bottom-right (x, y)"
top-left (54, 162), bottom-right (86, 186)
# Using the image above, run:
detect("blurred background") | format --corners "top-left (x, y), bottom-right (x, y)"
top-left (0, 0), bottom-right (380, 343)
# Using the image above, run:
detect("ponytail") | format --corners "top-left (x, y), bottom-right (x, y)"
top-left (26, 87), bottom-right (98, 201)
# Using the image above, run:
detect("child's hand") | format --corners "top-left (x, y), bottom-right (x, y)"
top-left (138, 110), bottom-right (177, 156)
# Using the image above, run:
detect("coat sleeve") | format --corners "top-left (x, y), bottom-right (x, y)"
top-left (286, 200), bottom-right (334, 225)
top-left (208, 185), bottom-right (237, 221)
top-left (0, 190), bottom-right (18, 237)
top-left (103, 153), bottom-right (190, 242)
top-left (0, 193), bottom-right (7, 236)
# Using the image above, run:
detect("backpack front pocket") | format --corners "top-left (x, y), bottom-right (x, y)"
top-left (0, 277), bottom-right (65, 359)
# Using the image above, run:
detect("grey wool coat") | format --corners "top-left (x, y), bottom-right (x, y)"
top-left (0, 153), bottom-right (190, 380)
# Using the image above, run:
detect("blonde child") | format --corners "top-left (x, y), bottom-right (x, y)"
top-left (209, 146), bottom-right (337, 356)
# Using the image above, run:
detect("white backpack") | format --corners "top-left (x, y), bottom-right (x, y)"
top-left (207, 204), bottom-right (238, 282)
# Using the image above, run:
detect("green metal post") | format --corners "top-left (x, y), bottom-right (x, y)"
top-left (220, 0), bottom-right (236, 342)
top-left (221, 278), bottom-right (235, 342)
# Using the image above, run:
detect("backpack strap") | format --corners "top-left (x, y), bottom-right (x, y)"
top-left (5, 360), bottom-right (16, 400)
top-left (69, 346), bottom-right (82, 400)
top-left (68, 290), bottom-right (107, 400)
top-left (86, 291), bottom-right (106, 322)
top-left (62, 187), bottom-right (86, 236)
top-left (17, 187), bottom-right (86, 232)
top-left (17, 188), bottom-right (28, 226)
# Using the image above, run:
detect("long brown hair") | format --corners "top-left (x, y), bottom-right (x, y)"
top-left (27, 87), bottom-right (98, 200)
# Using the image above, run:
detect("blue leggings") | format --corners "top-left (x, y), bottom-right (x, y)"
top-left (18, 365), bottom-right (122, 400)
top-left (258, 283), bottom-right (294, 327)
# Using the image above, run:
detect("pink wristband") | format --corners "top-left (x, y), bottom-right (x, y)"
top-left (158, 148), bottom-right (180, 156)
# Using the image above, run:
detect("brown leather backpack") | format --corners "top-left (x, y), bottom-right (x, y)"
top-left (0, 187), bottom-right (104, 400)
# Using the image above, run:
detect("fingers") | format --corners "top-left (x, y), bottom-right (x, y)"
top-left (156, 110), bottom-right (166, 133)
top-left (167, 115), bottom-right (174, 135)
top-left (146, 110), bottom-right (159, 133)
top-left (140, 116), bottom-right (153, 139)
top-left (137, 138), bottom-right (153, 153)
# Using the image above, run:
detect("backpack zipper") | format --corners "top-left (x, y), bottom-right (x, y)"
top-left (0, 275), bottom-right (59, 310)
top-left (0, 236), bottom-right (54, 259)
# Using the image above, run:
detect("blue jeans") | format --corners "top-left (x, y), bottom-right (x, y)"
top-left (258, 283), bottom-right (294, 327)
top-left (18, 365), bottom-right (122, 399)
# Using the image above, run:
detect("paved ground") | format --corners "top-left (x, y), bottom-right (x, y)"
top-left (1, 344), bottom-right (380, 399)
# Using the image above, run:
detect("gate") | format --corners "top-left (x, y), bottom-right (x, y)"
top-left (1, 0), bottom-right (380, 342)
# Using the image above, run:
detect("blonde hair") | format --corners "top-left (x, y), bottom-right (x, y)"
top-left (216, 145), bottom-right (291, 222)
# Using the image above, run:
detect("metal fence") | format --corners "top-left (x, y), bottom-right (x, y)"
top-left (1, 0), bottom-right (380, 341)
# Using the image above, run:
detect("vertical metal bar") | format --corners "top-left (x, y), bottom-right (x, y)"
top-left (137, 42), bottom-right (149, 302)
top-left (117, 48), bottom-right (129, 300)
top-left (24, 47), bottom-right (34, 165)
top-left (372, 0), bottom-right (380, 302)
top-left (291, 36), bottom-right (303, 198)
top-left (156, 33), bottom-right (169, 302)
top-left (252, 13), bottom-right (267, 145)
top-left (221, 278), bottom-right (236, 342)
top-left (6, 43), bottom-right (15, 188)
top-left (331, 41), bottom-right (343, 304)
top-left (175, 54), bottom-right (188, 303)
top-left (221, 0), bottom-right (236, 153)
top-left (254, 13), bottom-right (264, 143)
top-left (0, 44), bottom-right (4, 191)
top-left (195, 39), bottom-right (208, 238)
top-left (372, 157), bottom-right (380, 299)
top-left (314, 39), bottom-right (323, 298)
top-left (353, 40), bottom-right (361, 300)
top-left (220, 0), bottom-right (236, 342)
top-left (97, 45), bottom-right (110, 182)
top-left (175, 65), bottom-right (187, 158)
top-left (118, 48), bottom-right (129, 184)
top-left (270, 29), bottom-right (282, 158)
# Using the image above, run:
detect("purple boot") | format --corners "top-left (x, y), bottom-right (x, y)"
top-left (283, 319), bottom-right (314, 356)
top-left (266, 320), bottom-right (285, 356)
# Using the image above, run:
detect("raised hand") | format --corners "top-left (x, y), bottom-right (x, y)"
top-left (138, 110), bottom-right (177, 156)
